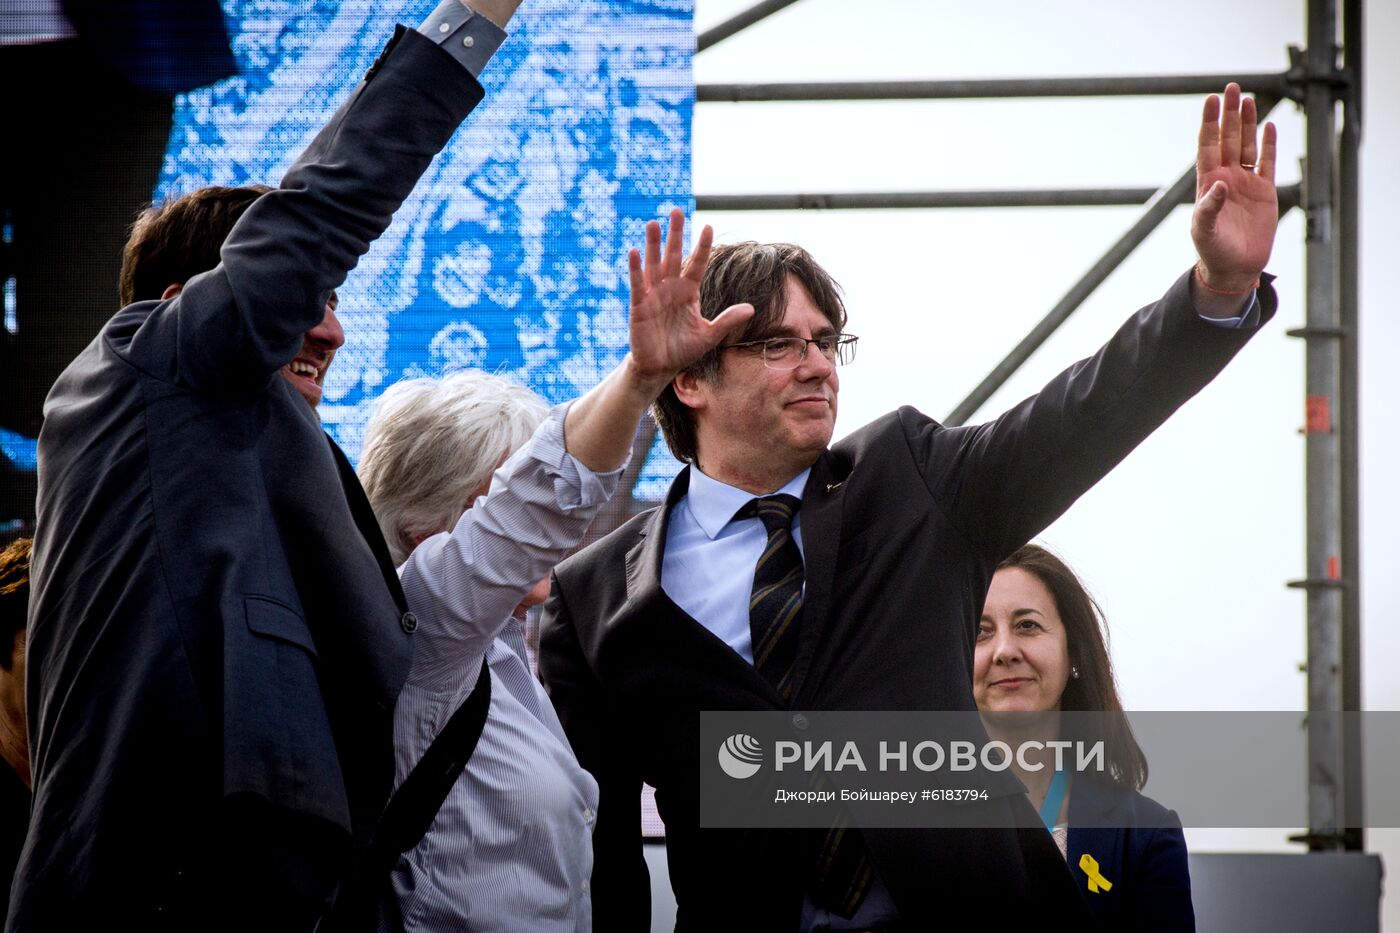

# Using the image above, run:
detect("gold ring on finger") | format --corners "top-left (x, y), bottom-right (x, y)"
top-left (1241, 161), bottom-right (1257, 170)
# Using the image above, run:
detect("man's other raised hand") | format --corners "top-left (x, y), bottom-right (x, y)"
top-left (1192, 82), bottom-right (1279, 294)
top-left (626, 209), bottom-right (753, 391)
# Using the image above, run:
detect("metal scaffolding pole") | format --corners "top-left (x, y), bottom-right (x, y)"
top-left (1284, 0), bottom-right (1353, 852)
top-left (699, 188), bottom-right (1188, 211)
top-left (1338, 0), bottom-right (1364, 854)
top-left (699, 71), bottom-right (1296, 103)
top-left (697, 0), bottom-right (803, 52)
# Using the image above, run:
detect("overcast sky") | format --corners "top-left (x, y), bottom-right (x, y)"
top-left (691, 0), bottom-right (1398, 923)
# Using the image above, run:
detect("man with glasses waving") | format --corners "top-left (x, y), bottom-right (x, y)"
top-left (542, 83), bottom-right (1278, 931)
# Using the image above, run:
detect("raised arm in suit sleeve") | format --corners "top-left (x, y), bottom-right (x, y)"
top-left (907, 83), bottom-right (1280, 561)
top-left (907, 268), bottom-right (1275, 561)
top-left (126, 4), bottom-right (512, 396)
top-left (539, 576), bottom-right (653, 932)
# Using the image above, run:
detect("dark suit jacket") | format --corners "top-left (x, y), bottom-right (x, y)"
top-left (540, 272), bottom-right (1274, 931)
top-left (13, 29), bottom-right (483, 930)
top-left (1068, 779), bottom-right (1195, 932)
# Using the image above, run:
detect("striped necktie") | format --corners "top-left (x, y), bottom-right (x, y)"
top-left (737, 494), bottom-right (872, 917)
top-left (739, 494), bottom-right (804, 700)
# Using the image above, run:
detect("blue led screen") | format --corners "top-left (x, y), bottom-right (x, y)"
top-left (160, 0), bottom-right (693, 491)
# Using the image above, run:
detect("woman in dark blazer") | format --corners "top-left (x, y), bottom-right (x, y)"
top-left (975, 543), bottom-right (1194, 931)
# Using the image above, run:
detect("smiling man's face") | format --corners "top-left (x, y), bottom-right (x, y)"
top-left (683, 276), bottom-right (839, 492)
top-left (280, 293), bottom-right (344, 407)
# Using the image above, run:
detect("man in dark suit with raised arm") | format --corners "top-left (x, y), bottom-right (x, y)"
top-left (540, 84), bottom-right (1280, 930)
top-left (13, 2), bottom-right (522, 928)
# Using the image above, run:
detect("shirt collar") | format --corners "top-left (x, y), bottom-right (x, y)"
top-left (686, 466), bottom-right (811, 540)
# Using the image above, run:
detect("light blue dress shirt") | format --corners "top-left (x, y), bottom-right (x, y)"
top-left (416, 0), bottom-right (507, 75)
top-left (1204, 292), bottom-right (1260, 329)
top-left (661, 466), bottom-right (809, 662)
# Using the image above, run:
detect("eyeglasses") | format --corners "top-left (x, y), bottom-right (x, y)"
top-left (719, 334), bottom-right (859, 370)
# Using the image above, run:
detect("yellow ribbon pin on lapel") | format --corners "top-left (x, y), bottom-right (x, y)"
top-left (1079, 854), bottom-right (1113, 893)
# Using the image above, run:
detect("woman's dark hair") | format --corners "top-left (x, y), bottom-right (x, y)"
top-left (998, 543), bottom-right (1148, 790)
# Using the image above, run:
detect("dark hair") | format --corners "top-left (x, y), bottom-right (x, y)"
top-left (651, 241), bottom-right (848, 462)
top-left (0, 538), bottom-right (31, 671)
top-left (997, 543), bottom-right (1149, 791)
top-left (120, 185), bottom-right (273, 306)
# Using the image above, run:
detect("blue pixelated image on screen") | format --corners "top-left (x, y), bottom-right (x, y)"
top-left (160, 0), bottom-right (693, 489)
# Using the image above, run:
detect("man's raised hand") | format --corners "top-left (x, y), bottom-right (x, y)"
top-left (626, 208), bottom-right (753, 387)
top-left (1192, 83), bottom-right (1279, 293)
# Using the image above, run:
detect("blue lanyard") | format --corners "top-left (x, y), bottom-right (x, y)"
top-left (1039, 766), bottom-right (1069, 831)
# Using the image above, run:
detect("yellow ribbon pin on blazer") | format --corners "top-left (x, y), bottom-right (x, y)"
top-left (1079, 854), bottom-right (1113, 894)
